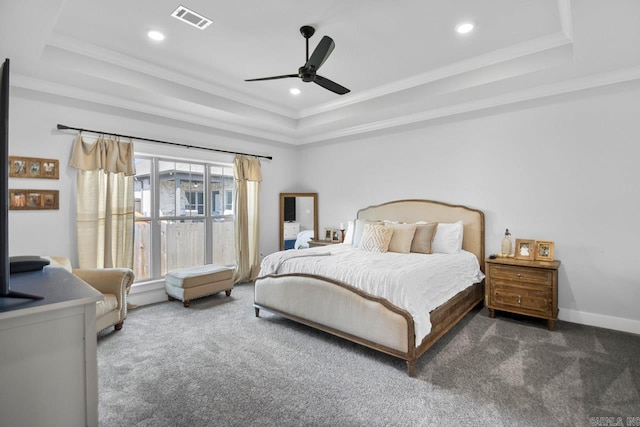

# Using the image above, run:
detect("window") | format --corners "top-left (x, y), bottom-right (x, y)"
top-left (133, 156), bottom-right (235, 282)
top-left (185, 191), bottom-right (204, 215)
top-left (225, 190), bottom-right (233, 212)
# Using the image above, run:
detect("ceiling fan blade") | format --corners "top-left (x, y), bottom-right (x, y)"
top-left (305, 36), bottom-right (335, 71)
top-left (314, 75), bottom-right (350, 95)
top-left (245, 74), bottom-right (298, 82)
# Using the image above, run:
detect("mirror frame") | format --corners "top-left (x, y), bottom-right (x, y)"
top-left (279, 192), bottom-right (318, 251)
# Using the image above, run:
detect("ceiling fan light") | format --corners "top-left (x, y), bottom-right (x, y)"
top-left (147, 30), bottom-right (165, 41)
top-left (455, 22), bottom-right (475, 34)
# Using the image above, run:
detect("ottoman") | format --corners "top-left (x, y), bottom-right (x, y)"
top-left (165, 264), bottom-right (235, 307)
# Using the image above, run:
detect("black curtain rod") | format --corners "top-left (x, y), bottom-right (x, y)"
top-left (56, 124), bottom-right (273, 160)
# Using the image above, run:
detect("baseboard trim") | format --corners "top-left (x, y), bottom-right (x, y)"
top-left (128, 280), bottom-right (167, 307)
top-left (559, 308), bottom-right (640, 335)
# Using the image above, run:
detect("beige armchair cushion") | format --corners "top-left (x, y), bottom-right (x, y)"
top-left (49, 256), bottom-right (135, 333)
top-left (96, 294), bottom-right (118, 318)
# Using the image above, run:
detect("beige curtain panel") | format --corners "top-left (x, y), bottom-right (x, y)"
top-left (234, 156), bottom-right (262, 283)
top-left (70, 135), bottom-right (135, 269)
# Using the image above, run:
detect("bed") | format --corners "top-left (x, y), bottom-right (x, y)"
top-left (254, 199), bottom-right (485, 376)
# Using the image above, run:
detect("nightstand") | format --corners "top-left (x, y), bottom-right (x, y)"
top-left (308, 239), bottom-right (340, 248)
top-left (485, 257), bottom-right (561, 330)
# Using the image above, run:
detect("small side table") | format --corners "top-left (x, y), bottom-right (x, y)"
top-left (485, 257), bottom-right (561, 330)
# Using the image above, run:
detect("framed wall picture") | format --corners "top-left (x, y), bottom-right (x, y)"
top-left (9, 189), bottom-right (59, 210)
top-left (331, 229), bottom-right (342, 243)
top-left (535, 241), bottom-right (555, 261)
top-left (514, 239), bottom-right (535, 260)
top-left (9, 156), bottom-right (59, 179)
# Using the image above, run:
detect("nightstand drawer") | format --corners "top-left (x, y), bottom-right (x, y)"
top-left (492, 283), bottom-right (551, 314)
top-left (489, 264), bottom-right (552, 285)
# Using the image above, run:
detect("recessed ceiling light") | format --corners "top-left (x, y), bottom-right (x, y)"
top-left (147, 30), bottom-right (165, 41)
top-left (289, 88), bottom-right (301, 95)
top-left (455, 22), bottom-right (475, 34)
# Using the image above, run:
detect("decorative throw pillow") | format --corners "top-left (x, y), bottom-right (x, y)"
top-left (387, 223), bottom-right (417, 254)
top-left (410, 222), bottom-right (438, 254)
top-left (352, 219), bottom-right (382, 247)
top-left (432, 220), bottom-right (464, 254)
top-left (359, 224), bottom-right (393, 253)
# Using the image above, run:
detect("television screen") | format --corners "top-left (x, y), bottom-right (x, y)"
top-left (284, 197), bottom-right (296, 222)
top-left (1, 58), bottom-right (10, 296)
top-left (0, 58), bottom-right (42, 300)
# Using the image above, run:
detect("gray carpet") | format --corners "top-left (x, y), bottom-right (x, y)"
top-left (97, 283), bottom-right (640, 426)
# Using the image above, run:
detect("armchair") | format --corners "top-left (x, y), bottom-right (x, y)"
top-left (50, 257), bottom-right (135, 333)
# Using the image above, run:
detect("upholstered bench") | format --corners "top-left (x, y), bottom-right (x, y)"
top-left (165, 265), bottom-right (235, 307)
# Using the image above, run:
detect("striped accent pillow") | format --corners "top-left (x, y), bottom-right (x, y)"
top-left (359, 224), bottom-right (393, 253)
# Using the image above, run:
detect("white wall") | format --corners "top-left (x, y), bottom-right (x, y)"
top-left (8, 88), bottom-right (297, 267)
top-left (296, 82), bottom-right (640, 334)
top-left (8, 81), bottom-right (640, 334)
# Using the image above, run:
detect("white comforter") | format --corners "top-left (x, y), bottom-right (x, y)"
top-left (258, 244), bottom-right (484, 342)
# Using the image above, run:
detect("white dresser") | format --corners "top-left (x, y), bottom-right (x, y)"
top-left (283, 222), bottom-right (300, 250)
top-left (0, 267), bottom-right (102, 427)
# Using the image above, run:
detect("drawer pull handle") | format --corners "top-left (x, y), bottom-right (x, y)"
top-left (517, 273), bottom-right (522, 277)
top-left (518, 295), bottom-right (522, 304)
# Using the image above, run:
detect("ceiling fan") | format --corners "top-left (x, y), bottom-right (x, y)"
top-left (245, 25), bottom-right (350, 95)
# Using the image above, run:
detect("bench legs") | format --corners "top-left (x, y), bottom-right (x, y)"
top-left (168, 289), bottom-right (232, 308)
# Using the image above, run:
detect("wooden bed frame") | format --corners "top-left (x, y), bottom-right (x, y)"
top-left (254, 199), bottom-right (485, 376)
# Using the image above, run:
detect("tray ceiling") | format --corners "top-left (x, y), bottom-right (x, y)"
top-left (2, 0), bottom-right (640, 145)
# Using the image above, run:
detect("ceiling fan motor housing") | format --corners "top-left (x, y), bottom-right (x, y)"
top-left (298, 66), bottom-right (316, 82)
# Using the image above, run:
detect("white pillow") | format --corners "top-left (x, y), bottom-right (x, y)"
top-left (342, 221), bottom-right (355, 245)
top-left (387, 223), bottom-right (417, 254)
top-left (432, 221), bottom-right (464, 254)
top-left (359, 224), bottom-right (393, 253)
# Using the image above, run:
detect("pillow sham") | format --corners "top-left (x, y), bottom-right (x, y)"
top-left (387, 223), bottom-right (417, 254)
top-left (359, 224), bottom-right (393, 253)
top-left (352, 219), bottom-right (382, 247)
top-left (432, 220), bottom-right (464, 254)
top-left (342, 220), bottom-right (355, 245)
top-left (410, 222), bottom-right (438, 254)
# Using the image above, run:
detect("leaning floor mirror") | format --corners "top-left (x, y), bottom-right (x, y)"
top-left (279, 193), bottom-right (318, 251)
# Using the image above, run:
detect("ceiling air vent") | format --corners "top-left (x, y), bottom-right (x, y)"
top-left (171, 5), bottom-right (212, 30)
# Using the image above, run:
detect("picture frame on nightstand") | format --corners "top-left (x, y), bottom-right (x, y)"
top-left (514, 239), bottom-right (535, 260)
top-left (535, 241), bottom-right (554, 261)
top-left (324, 228), bottom-right (333, 241)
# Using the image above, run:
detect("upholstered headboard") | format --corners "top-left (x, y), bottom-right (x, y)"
top-left (357, 199), bottom-right (485, 270)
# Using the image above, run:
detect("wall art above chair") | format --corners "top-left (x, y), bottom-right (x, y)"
top-left (9, 189), bottom-right (59, 210)
top-left (9, 156), bottom-right (59, 179)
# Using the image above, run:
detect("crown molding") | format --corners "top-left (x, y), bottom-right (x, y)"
top-left (46, 33), bottom-right (299, 120)
top-left (15, 64), bottom-right (639, 147)
top-left (298, 31), bottom-right (573, 119)
top-left (297, 65), bottom-right (640, 144)
top-left (558, 0), bottom-right (574, 42)
top-left (12, 74), bottom-right (299, 145)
